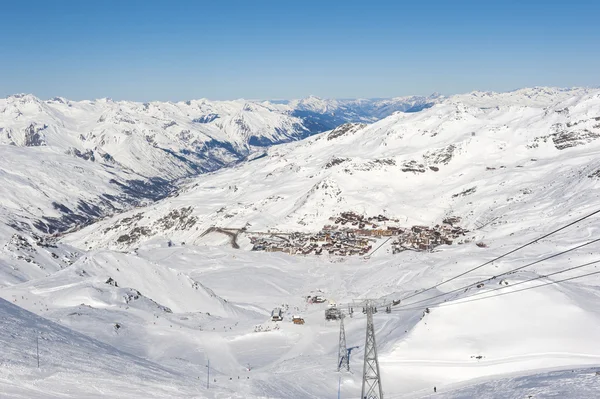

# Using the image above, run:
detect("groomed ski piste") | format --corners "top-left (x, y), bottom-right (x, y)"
top-left (2, 87), bottom-right (600, 398)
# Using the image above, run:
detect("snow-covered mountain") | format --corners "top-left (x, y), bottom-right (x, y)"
top-left (0, 93), bottom-right (438, 234)
top-left (272, 94), bottom-right (441, 132)
top-left (0, 93), bottom-right (438, 284)
top-left (2, 86), bottom-right (600, 398)
top-left (0, 94), bottom-right (310, 177)
top-left (64, 87), bottom-right (600, 251)
top-left (1, 93), bottom-right (440, 176)
top-left (0, 94), bottom-right (310, 245)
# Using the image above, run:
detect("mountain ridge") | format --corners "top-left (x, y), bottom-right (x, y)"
top-left (62, 87), bottom-right (600, 252)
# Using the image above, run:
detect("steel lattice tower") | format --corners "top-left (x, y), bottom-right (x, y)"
top-left (361, 301), bottom-right (383, 399)
top-left (337, 314), bottom-right (349, 372)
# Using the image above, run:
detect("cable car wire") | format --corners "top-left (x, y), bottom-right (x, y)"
top-left (396, 208), bottom-right (600, 304)
top-left (391, 259), bottom-right (600, 313)
top-left (393, 237), bottom-right (600, 309)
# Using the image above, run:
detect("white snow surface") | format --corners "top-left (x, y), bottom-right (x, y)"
top-left (0, 295), bottom-right (205, 398)
top-left (2, 87), bottom-right (600, 398)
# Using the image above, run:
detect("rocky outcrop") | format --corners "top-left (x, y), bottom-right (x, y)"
top-left (23, 123), bottom-right (47, 146)
top-left (401, 160), bottom-right (426, 173)
top-left (424, 144), bottom-right (456, 165)
top-left (67, 148), bottom-right (96, 161)
top-left (452, 187), bottom-right (477, 198)
top-left (551, 129), bottom-right (600, 150)
top-left (325, 157), bottom-right (349, 168)
top-left (327, 123), bottom-right (366, 141)
top-left (155, 207), bottom-right (197, 230)
top-left (192, 114), bottom-right (219, 123)
top-left (529, 118), bottom-right (600, 150)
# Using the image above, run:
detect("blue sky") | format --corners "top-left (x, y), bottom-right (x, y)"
top-left (1, 0), bottom-right (599, 101)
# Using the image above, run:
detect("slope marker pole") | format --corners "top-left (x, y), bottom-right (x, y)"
top-left (206, 358), bottom-right (210, 389)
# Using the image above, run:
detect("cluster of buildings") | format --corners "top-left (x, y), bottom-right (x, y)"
top-left (390, 221), bottom-right (468, 253)
top-left (249, 213), bottom-right (468, 256)
top-left (330, 211), bottom-right (399, 229)
top-left (249, 229), bottom-right (374, 256)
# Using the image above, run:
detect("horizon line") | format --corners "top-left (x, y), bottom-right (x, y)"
top-left (2, 85), bottom-right (598, 104)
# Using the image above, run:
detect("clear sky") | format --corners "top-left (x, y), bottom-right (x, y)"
top-left (1, 0), bottom-right (599, 101)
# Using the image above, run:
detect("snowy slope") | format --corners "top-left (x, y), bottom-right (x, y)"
top-left (0, 296), bottom-right (206, 398)
top-left (0, 143), bottom-right (177, 286)
top-left (0, 93), bottom-right (307, 245)
top-left (4, 238), bottom-right (600, 398)
top-left (427, 367), bottom-right (600, 399)
top-left (2, 87), bottom-right (600, 398)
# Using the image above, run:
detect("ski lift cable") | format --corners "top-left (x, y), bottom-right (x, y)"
top-left (336, 211), bottom-right (600, 312)
top-left (431, 258), bottom-right (600, 305)
top-left (390, 259), bottom-right (600, 313)
top-left (393, 237), bottom-right (600, 309)
top-left (392, 258), bottom-right (600, 312)
top-left (395, 208), bottom-right (600, 304)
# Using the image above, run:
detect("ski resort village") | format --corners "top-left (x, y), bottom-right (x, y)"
top-left (248, 213), bottom-right (469, 256)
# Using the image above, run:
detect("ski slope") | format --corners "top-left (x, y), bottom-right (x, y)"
top-left (422, 367), bottom-right (600, 399)
top-left (3, 238), bottom-right (600, 398)
top-left (0, 296), bottom-right (205, 398)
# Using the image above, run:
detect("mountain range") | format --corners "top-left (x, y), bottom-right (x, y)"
top-left (1, 87), bottom-right (600, 398)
